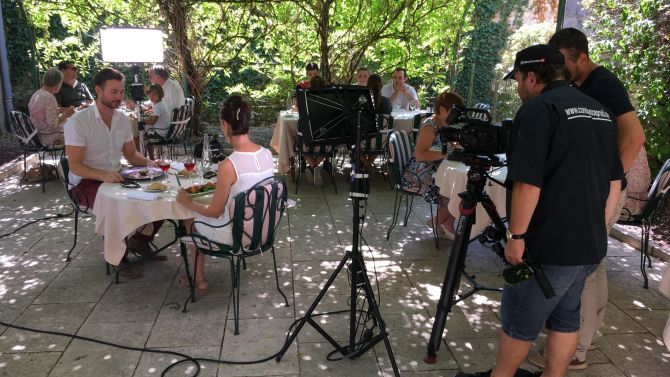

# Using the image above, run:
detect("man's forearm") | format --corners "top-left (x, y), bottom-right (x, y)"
top-left (127, 152), bottom-right (151, 167)
top-left (509, 181), bottom-right (541, 234)
top-left (605, 180), bottom-right (622, 225)
top-left (68, 161), bottom-right (109, 181)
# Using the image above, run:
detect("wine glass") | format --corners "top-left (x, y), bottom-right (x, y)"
top-left (183, 154), bottom-right (196, 186)
top-left (157, 154), bottom-right (171, 182)
top-left (409, 102), bottom-right (416, 112)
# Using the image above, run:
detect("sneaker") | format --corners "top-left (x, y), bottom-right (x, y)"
top-left (515, 369), bottom-right (542, 377)
top-left (313, 165), bottom-right (323, 187)
top-left (455, 370), bottom-right (491, 377)
top-left (527, 349), bottom-right (588, 370)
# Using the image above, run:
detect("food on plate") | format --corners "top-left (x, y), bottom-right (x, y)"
top-left (185, 182), bottom-right (216, 194)
top-left (178, 169), bottom-right (192, 176)
top-left (138, 169), bottom-right (149, 177)
top-left (147, 182), bottom-right (167, 190)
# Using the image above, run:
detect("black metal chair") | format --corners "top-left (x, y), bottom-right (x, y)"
top-left (9, 110), bottom-right (64, 192)
top-left (411, 112), bottom-right (433, 144)
top-left (293, 132), bottom-right (338, 194)
top-left (180, 176), bottom-right (289, 334)
top-left (361, 113), bottom-right (394, 177)
top-left (56, 156), bottom-right (98, 265)
top-left (145, 104), bottom-right (191, 159)
top-left (617, 158), bottom-right (670, 288)
top-left (386, 130), bottom-right (438, 248)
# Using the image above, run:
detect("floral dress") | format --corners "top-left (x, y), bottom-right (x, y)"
top-left (401, 118), bottom-right (449, 207)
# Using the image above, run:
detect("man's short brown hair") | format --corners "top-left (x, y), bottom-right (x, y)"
top-left (93, 67), bottom-right (125, 88)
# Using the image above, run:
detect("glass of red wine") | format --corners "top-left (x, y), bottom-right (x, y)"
top-left (183, 154), bottom-right (196, 186)
top-left (157, 154), bottom-right (171, 182)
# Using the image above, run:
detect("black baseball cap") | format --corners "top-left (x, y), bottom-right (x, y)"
top-left (503, 44), bottom-right (565, 80)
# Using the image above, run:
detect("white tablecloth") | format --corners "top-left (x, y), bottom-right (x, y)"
top-left (269, 111), bottom-right (299, 174)
top-left (92, 174), bottom-right (210, 266)
top-left (390, 109), bottom-right (432, 132)
top-left (434, 159), bottom-right (508, 239)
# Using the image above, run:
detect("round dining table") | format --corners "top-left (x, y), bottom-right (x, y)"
top-left (91, 171), bottom-right (212, 266)
top-left (434, 159), bottom-right (508, 240)
top-left (269, 110), bottom-right (299, 175)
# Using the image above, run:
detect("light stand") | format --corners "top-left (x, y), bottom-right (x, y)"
top-left (130, 65), bottom-right (147, 157)
top-left (424, 155), bottom-right (507, 363)
top-left (277, 92), bottom-right (399, 376)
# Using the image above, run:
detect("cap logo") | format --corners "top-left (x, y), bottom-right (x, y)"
top-left (519, 58), bottom-right (546, 65)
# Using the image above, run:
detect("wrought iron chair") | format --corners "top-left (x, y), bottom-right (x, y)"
top-left (9, 110), bottom-right (65, 192)
top-left (617, 158), bottom-right (670, 288)
top-left (293, 131), bottom-right (338, 194)
top-left (180, 176), bottom-right (289, 334)
top-left (56, 156), bottom-right (100, 268)
top-left (145, 104), bottom-right (191, 159)
top-left (361, 113), bottom-right (393, 178)
top-left (411, 112), bottom-right (433, 143)
top-left (386, 130), bottom-right (439, 248)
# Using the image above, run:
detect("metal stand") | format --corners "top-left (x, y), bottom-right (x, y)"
top-left (424, 160), bottom-right (506, 363)
top-left (277, 109), bottom-right (400, 376)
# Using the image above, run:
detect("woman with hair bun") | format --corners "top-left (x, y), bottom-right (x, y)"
top-left (176, 95), bottom-right (274, 294)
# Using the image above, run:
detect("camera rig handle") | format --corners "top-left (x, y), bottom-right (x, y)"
top-left (523, 252), bottom-right (556, 299)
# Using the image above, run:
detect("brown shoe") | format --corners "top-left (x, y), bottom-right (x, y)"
top-left (126, 236), bottom-right (167, 261)
top-left (113, 262), bottom-right (142, 279)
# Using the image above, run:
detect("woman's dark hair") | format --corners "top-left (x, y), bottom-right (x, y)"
top-left (146, 84), bottom-right (164, 99)
top-left (219, 95), bottom-right (252, 136)
top-left (305, 62), bottom-right (319, 72)
top-left (367, 74), bottom-right (384, 112)
top-left (309, 75), bottom-right (326, 88)
top-left (434, 91), bottom-right (464, 114)
top-left (93, 67), bottom-right (125, 88)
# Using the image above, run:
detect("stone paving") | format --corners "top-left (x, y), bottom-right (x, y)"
top-left (0, 163), bottom-right (668, 377)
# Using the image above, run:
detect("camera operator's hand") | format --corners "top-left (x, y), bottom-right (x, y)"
top-left (504, 239), bottom-right (525, 265)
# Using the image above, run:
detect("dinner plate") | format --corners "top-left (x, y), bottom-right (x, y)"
top-left (188, 190), bottom-right (215, 197)
top-left (121, 167), bottom-right (165, 180)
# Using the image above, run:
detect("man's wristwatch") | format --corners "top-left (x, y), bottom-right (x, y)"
top-left (506, 229), bottom-right (526, 240)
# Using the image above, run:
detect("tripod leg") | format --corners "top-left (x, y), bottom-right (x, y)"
top-left (276, 251), bottom-right (353, 361)
top-left (425, 208), bottom-right (476, 362)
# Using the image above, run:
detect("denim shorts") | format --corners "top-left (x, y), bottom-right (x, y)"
top-left (501, 263), bottom-right (598, 342)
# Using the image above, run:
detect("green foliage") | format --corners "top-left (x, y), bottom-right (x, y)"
top-left (2, 0), bottom-right (38, 110)
top-left (585, 0), bottom-right (670, 168)
top-left (454, 0), bottom-right (528, 107)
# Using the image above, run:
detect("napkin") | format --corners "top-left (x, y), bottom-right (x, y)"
top-left (127, 191), bottom-right (159, 201)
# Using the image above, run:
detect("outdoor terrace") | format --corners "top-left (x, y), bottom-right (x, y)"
top-left (0, 158), bottom-right (668, 377)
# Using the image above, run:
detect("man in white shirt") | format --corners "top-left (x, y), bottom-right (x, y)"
top-left (64, 67), bottom-right (164, 278)
top-left (149, 64), bottom-right (185, 112)
top-left (381, 67), bottom-right (420, 110)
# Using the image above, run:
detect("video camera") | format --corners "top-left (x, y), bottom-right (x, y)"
top-left (439, 105), bottom-right (512, 165)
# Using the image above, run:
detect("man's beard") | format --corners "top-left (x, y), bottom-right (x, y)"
top-left (100, 97), bottom-right (121, 110)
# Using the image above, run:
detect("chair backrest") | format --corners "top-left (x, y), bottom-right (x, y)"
top-left (165, 104), bottom-right (191, 141)
top-left (639, 158), bottom-right (670, 220)
top-left (229, 176), bottom-right (287, 253)
top-left (9, 110), bottom-right (43, 149)
top-left (57, 156), bottom-right (88, 209)
top-left (388, 130), bottom-right (412, 185)
top-left (412, 112), bottom-right (433, 130)
top-left (379, 113), bottom-right (394, 130)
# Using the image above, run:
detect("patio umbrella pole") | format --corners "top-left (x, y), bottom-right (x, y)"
top-left (276, 106), bottom-right (400, 376)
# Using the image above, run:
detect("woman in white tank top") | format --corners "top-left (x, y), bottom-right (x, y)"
top-left (176, 96), bottom-right (274, 294)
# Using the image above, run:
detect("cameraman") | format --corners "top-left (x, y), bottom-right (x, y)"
top-left (457, 44), bottom-right (622, 377)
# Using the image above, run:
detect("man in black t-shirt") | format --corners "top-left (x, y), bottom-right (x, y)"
top-left (520, 28), bottom-right (648, 370)
top-left (56, 61), bottom-right (93, 108)
top-left (456, 44), bottom-right (623, 377)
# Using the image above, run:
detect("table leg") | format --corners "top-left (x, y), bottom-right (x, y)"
top-left (289, 156), bottom-right (296, 182)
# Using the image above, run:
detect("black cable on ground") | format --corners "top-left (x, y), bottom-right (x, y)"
top-left (0, 203), bottom-right (75, 239)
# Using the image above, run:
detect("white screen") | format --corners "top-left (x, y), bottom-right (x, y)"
top-left (100, 28), bottom-right (164, 63)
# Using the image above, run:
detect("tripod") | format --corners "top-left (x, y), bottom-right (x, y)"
top-left (277, 108), bottom-right (400, 376)
top-left (424, 157), bottom-right (507, 363)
